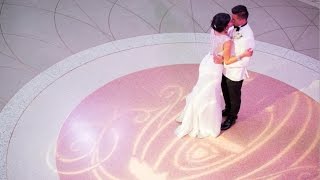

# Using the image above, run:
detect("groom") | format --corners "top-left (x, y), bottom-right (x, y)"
top-left (215, 5), bottom-right (255, 130)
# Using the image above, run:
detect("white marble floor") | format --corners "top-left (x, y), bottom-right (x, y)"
top-left (0, 0), bottom-right (319, 180)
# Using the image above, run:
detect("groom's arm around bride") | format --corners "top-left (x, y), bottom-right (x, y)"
top-left (215, 5), bottom-right (255, 131)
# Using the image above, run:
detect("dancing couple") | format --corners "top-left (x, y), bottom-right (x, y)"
top-left (175, 5), bottom-right (255, 138)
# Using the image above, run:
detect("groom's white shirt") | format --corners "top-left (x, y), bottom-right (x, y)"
top-left (223, 24), bottom-right (255, 81)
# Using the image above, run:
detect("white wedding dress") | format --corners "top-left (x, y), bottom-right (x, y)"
top-left (175, 30), bottom-right (230, 138)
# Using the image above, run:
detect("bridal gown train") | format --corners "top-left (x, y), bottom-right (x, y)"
top-left (175, 30), bottom-right (230, 138)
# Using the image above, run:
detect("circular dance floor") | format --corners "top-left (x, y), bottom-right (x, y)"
top-left (1, 0), bottom-right (320, 179)
top-left (4, 34), bottom-right (319, 179)
top-left (56, 65), bottom-right (319, 180)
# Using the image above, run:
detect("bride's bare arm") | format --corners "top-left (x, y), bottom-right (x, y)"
top-left (222, 40), bottom-right (253, 65)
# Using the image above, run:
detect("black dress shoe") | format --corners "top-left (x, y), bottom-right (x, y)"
top-left (222, 109), bottom-right (229, 117)
top-left (221, 118), bottom-right (236, 130)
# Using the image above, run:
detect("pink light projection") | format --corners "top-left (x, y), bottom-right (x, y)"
top-left (55, 64), bottom-right (320, 180)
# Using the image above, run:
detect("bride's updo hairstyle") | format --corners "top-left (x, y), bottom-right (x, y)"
top-left (211, 13), bottom-right (231, 33)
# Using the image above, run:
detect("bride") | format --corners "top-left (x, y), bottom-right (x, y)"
top-left (175, 13), bottom-right (252, 138)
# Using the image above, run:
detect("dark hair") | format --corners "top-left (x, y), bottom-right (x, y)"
top-left (232, 5), bottom-right (249, 20)
top-left (211, 13), bottom-right (230, 33)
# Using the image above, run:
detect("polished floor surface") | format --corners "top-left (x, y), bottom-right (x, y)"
top-left (0, 0), bottom-right (319, 179)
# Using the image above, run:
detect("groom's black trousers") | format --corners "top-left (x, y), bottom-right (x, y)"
top-left (221, 74), bottom-right (243, 119)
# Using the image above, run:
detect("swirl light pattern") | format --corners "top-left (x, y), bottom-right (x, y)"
top-left (55, 65), bottom-right (320, 179)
